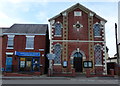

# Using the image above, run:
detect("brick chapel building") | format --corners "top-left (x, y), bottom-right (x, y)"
top-left (2, 24), bottom-right (49, 76)
top-left (49, 3), bottom-right (107, 76)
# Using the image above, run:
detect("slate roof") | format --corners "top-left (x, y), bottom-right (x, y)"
top-left (4, 24), bottom-right (48, 34)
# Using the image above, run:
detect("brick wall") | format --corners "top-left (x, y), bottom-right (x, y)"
top-left (2, 34), bottom-right (49, 74)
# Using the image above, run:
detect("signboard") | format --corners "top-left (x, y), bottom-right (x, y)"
top-left (6, 57), bottom-right (12, 71)
top-left (15, 51), bottom-right (40, 56)
top-left (6, 57), bottom-right (12, 65)
top-left (63, 61), bottom-right (67, 68)
top-left (46, 54), bottom-right (55, 60)
top-left (83, 61), bottom-right (93, 68)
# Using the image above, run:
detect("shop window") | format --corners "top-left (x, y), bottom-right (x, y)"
top-left (20, 58), bottom-right (25, 68)
top-left (54, 44), bottom-right (61, 64)
top-left (54, 22), bottom-right (62, 36)
top-left (93, 24), bottom-right (101, 37)
top-left (7, 35), bottom-right (14, 49)
top-left (33, 58), bottom-right (39, 71)
top-left (20, 58), bottom-right (25, 71)
top-left (19, 57), bottom-right (40, 72)
top-left (94, 45), bottom-right (102, 65)
top-left (26, 36), bottom-right (34, 49)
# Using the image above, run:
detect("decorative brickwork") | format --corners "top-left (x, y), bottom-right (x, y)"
top-left (88, 12), bottom-right (94, 73)
top-left (62, 12), bottom-right (68, 72)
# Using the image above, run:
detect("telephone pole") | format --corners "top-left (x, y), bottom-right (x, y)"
top-left (115, 23), bottom-right (119, 65)
top-left (115, 23), bottom-right (119, 77)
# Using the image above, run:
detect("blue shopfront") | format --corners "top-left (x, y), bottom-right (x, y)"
top-left (15, 51), bottom-right (40, 72)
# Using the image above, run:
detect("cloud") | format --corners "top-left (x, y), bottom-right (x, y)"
top-left (0, 11), bottom-right (37, 27)
top-left (2, 0), bottom-right (119, 3)
top-left (36, 11), bottom-right (49, 24)
top-left (104, 16), bottom-right (117, 57)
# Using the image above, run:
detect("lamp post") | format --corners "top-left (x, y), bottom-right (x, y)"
top-left (115, 23), bottom-right (119, 76)
top-left (115, 23), bottom-right (119, 65)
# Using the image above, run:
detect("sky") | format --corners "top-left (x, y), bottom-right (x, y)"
top-left (0, 0), bottom-right (119, 57)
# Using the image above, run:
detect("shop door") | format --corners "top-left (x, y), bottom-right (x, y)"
top-left (26, 58), bottom-right (32, 71)
top-left (73, 52), bottom-right (83, 72)
top-left (32, 58), bottom-right (40, 72)
top-left (6, 57), bottom-right (12, 72)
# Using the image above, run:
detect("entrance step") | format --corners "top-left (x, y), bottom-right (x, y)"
top-left (53, 72), bottom-right (74, 77)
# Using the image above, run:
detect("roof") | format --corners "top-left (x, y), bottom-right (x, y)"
top-left (48, 3), bottom-right (107, 22)
top-left (4, 24), bottom-right (48, 34)
top-left (0, 27), bottom-right (9, 33)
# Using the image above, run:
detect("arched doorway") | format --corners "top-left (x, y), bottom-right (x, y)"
top-left (73, 52), bottom-right (83, 72)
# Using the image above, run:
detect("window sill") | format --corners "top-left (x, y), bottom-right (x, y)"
top-left (53, 64), bottom-right (62, 66)
top-left (94, 36), bottom-right (102, 38)
top-left (7, 47), bottom-right (14, 49)
top-left (95, 65), bottom-right (103, 66)
top-left (39, 49), bottom-right (44, 51)
top-left (25, 48), bottom-right (34, 50)
top-left (54, 35), bottom-right (62, 37)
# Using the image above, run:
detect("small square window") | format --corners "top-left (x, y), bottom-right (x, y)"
top-left (74, 11), bottom-right (82, 16)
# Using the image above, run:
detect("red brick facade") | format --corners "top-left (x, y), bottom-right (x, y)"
top-left (49, 3), bottom-right (107, 76)
top-left (2, 24), bottom-right (49, 76)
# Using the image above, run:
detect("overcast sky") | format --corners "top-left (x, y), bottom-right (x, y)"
top-left (0, 0), bottom-right (119, 57)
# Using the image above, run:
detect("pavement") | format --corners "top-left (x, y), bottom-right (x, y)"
top-left (0, 74), bottom-right (120, 85)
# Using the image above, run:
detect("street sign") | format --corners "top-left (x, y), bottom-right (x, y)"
top-left (46, 53), bottom-right (56, 60)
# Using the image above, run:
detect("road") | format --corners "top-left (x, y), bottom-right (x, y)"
top-left (1, 75), bottom-right (120, 85)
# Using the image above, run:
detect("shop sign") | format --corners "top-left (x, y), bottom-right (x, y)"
top-left (15, 51), bottom-right (40, 56)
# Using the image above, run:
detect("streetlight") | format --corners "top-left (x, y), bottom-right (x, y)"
top-left (115, 23), bottom-right (119, 65)
top-left (115, 23), bottom-right (119, 76)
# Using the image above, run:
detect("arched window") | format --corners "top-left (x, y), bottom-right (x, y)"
top-left (93, 24), bottom-right (101, 36)
top-left (54, 22), bottom-right (62, 35)
top-left (94, 45), bottom-right (102, 65)
top-left (54, 44), bottom-right (61, 64)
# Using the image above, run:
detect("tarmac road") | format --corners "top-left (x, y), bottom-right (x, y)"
top-left (1, 76), bottom-right (119, 85)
